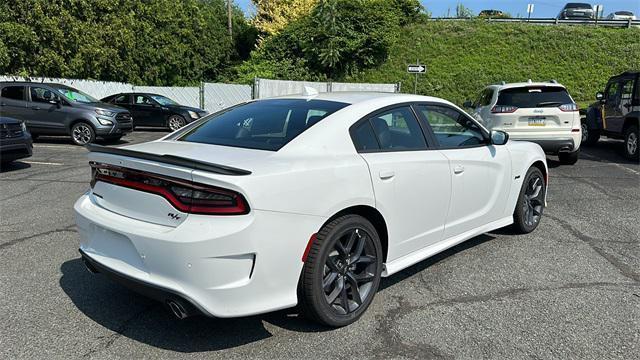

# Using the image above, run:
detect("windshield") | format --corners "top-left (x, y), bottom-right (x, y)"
top-left (616, 11), bottom-right (633, 15)
top-left (149, 94), bottom-right (178, 106)
top-left (56, 86), bottom-right (99, 104)
top-left (177, 99), bottom-right (349, 151)
top-left (497, 87), bottom-right (573, 108)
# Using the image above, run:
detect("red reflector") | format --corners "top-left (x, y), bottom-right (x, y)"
top-left (302, 233), bottom-right (317, 262)
top-left (90, 162), bottom-right (249, 215)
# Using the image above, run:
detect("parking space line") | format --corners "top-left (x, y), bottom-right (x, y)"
top-left (581, 153), bottom-right (639, 175)
top-left (22, 161), bottom-right (65, 166)
top-left (34, 144), bottom-right (82, 150)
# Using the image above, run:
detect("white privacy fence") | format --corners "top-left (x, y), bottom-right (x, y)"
top-left (253, 78), bottom-right (399, 99)
top-left (0, 76), bottom-right (399, 111)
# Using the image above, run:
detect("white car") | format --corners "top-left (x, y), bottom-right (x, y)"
top-left (606, 11), bottom-right (636, 20)
top-left (465, 81), bottom-right (582, 165)
top-left (75, 92), bottom-right (548, 327)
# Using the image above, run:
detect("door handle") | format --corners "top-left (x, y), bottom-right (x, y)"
top-left (453, 165), bottom-right (465, 174)
top-left (379, 170), bottom-right (395, 180)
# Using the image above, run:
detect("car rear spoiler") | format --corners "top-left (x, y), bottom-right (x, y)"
top-left (85, 144), bottom-right (252, 176)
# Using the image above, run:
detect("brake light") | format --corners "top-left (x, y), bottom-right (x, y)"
top-left (491, 105), bottom-right (518, 113)
top-left (90, 162), bottom-right (249, 215)
top-left (559, 103), bottom-right (578, 112)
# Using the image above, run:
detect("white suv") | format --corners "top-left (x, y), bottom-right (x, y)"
top-left (465, 81), bottom-right (582, 165)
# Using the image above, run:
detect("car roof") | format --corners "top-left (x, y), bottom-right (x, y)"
top-left (266, 91), bottom-right (449, 106)
top-left (485, 82), bottom-right (567, 91)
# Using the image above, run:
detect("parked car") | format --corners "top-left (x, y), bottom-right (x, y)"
top-left (76, 91), bottom-right (548, 327)
top-left (101, 93), bottom-right (208, 131)
top-left (465, 80), bottom-right (582, 165)
top-left (0, 82), bottom-right (133, 145)
top-left (557, 3), bottom-right (595, 19)
top-left (478, 9), bottom-right (507, 18)
top-left (582, 71), bottom-right (639, 160)
top-left (606, 11), bottom-right (636, 20)
top-left (0, 116), bottom-right (32, 166)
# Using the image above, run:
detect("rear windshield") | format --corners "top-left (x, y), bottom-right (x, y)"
top-left (566, 3), bottom-right (592, 9)
top-left (616, 11), bottom-right (633, 15)
top-left (496, 87), bottom-right (573, 108)
top-left (177, 99), bottom-right (348, 151)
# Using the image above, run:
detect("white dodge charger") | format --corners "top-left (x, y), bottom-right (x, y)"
top-left (74, 92), bottom-right (548, 327)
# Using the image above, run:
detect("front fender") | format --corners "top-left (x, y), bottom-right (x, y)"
top-left (585, 106), bottom-right (603, 130)
top-left (505, 141), bottom-right (549, 217)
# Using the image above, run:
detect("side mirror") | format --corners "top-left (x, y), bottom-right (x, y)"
top-left (490, 130), bottom-right (509, 145)
top-left (596, 92), bottom-right (604, 101)
top-left (463, 100), bottom-right (474, 109)
top-left (49, 98), bottom-right (61, 107)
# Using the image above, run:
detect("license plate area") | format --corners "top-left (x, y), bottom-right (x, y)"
top-left (528, 116), bottom-right (546, 126)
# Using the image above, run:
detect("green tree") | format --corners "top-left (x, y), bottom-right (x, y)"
top-left (251, 0), bottom-right (318, 35)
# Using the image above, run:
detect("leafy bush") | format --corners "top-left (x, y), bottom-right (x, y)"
top-left (0, 0), bottom-right (257, 85)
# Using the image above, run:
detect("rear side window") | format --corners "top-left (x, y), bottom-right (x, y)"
top-left (178, 99), bottom-right (348, 151)
top-left (113, 94), bottom-right (130, 105)
top-left (496, 87), bottom-right (573, 108)
top-left (357, 106), bottom-right (427, 151)
top-left (1, 86), bottom-right (25, 101)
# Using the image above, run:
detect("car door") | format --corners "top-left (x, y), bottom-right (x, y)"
top-left (131, 95), bottom-right (163, 126)
top-left (416, 104), bottom-right (512, 239)
top-left (351, 105), bottom-right (451, 261)
top-left (26, 85), bottom-right (68, 134)
top-left (603, 81), bottom-right (623, 134)
top-left (0, 85), bottom-right (28, 122)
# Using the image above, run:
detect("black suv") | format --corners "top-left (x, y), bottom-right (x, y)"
top-left (0, 82), bottom-right (133, 145)
top-left (582, 71), bottom-right (639, 160)
top-left (101, 93), bottom-right (208, 131)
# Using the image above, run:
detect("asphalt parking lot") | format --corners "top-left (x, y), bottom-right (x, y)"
top-left (0, 131), bottom-right (638, 359)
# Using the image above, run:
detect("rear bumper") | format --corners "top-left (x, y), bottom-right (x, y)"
top-left (515, 138), bottom-right (576, 154)
top-left (74, 193), bottom-right (325, 318)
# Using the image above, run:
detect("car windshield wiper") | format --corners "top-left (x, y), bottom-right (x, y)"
top-left (536, 101), bottom-right (563, 107)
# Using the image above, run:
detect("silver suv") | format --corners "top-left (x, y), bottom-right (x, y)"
top-left (0, 82), bottom-right (133, 145)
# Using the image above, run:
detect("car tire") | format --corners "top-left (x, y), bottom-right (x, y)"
top-left (623, 124), bottom-right (639, 160)
top-left (512, 167), bottom-right (545, 234)
top-left (167, 115), bottom-right (186, 131)
top-left (70, 122), bottom-right (96, 146)
top-left (558, 150), bottom-right (579, 165)
top-left (299, 214), bottom-right (383, 327)
top-left (581, 121), bottom-right (600, 146)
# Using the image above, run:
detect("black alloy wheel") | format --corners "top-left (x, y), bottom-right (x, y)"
top-left (299, 215), bottom-right (382, 327)
top-left (513, 167), bottom-right (545, 234)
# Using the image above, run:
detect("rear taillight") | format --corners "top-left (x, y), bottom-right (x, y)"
top-left (491, 105), bottom-right (518, 113)
top-left (90, 162), bottom-right (249, 215)
top-left (559, 103), bottom-right (578, 112)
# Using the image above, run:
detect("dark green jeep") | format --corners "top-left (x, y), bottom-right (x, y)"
top-left (582, 71), bottom-right (639, 160)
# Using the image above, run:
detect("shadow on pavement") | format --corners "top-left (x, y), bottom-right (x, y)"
top-left (59, 258), bottom-right (330, 352)
top-left (0, 161), bottom-right (31, 173)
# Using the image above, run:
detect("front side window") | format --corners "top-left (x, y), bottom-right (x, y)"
top-left (177, 99), bottom-right (348, 151)
top-left (1, 86), bottom-right (26, 101)
top-left (418, 105), bottom-right (486, 148)
top-left (135, 95), bottom-right (154, 106)
top-left (606, 82), bottom-right (620, 104)
top-left (30, 86), bottom-right (61, 103)
top-left (497, 86), bottom-right (573, 108)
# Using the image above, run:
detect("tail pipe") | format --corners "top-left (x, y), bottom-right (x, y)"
top-left (166, 300), bottom-right (191, 319)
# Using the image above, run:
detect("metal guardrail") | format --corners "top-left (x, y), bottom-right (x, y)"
top-left (429, 17), bottom-right (639, 28)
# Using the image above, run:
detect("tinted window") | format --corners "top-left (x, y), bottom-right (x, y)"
top-left (621, 80), bottom-right (633, 100)
top-left (367, 106), bottom-right (427, 150)
top-left (178, 99), bottom-right (348, 151)
top-left (566, 3), bottom-right (592, 9)
top-left (1, 86), bottom-right (25, 101)
top-left (606, 82), bottom-right (620, 103)
top-left (352, 121), bottom-right (380, 151)
top-left (496, 87), bottom-right (573, 108)
top-left (418, 105), bottom-right (485, 148)
top-left (113, 94), bottom-right (130, 105)
top-left (135, 95), bottom-right (154, 105)
top-left (478, 88), bottom-right (494, 106)
top-left (30, 86), bottom-right (61, 103)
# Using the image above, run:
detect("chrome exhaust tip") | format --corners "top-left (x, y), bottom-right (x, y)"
top-left (167, 300), bottom-right (189, 319)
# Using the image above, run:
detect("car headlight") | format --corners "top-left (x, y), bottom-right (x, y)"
top-left (98, 119), bottom-right (113, 126)
top-left (96, 109), bottom-right (116, 117)
top-left (188, 110), bottom-right (199, 119)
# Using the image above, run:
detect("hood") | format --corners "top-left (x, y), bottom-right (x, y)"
top-left (166, 104), bottom-right (207, 114)
top-left (0, 116), bottom-right (22, 125)
top-left (75, 102), bottom-right (130, 113)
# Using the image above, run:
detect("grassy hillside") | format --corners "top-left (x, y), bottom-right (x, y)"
top-left (348, 21), bottom-right (640, 107)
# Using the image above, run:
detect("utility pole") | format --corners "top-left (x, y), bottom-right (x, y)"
top-left (227, 0), bottom-right (233, 39)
